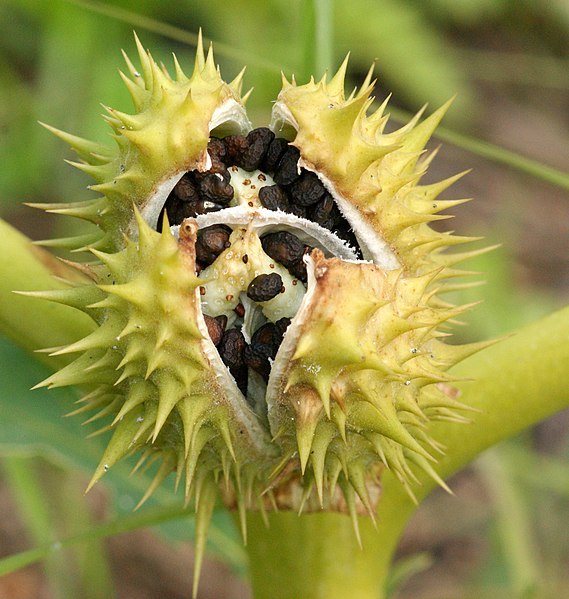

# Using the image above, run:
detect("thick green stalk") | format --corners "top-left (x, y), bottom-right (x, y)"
top-left (0, 219), bottom-right (94, 366)
top-left (246, 511), bottom-right (387, 599)
top-left (246, 306), bottom-right (569, 599)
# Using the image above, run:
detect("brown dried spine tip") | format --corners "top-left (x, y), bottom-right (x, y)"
top-left (247, 273), bottom-right (284, 302)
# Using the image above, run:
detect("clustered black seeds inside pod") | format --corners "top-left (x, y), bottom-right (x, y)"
top-left (158, 128), bottom-right (365, 398)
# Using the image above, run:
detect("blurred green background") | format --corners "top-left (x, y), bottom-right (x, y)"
top-left (0, 1), bottom-right (568, 598)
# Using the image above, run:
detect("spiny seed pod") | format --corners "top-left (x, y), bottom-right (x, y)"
top-left (27, 33), bottom-right (489, 589)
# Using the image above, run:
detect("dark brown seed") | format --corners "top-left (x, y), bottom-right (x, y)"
top-left (262, 137), bottom-right (289, 172)
top-left (195, 172), bottom-right (234, 204)
top-left (234, 302), bottom-right (245, 318)
top-left (258, 184), bottom-right (290, 212)
top-left (274, 317), bottom-right (291, 344)
top-left (218, 328), bottom-right (246, 372)
top-left (273, 146), bottom-right (301, 186)
top-left (207, 137), bottom-right (228, 163)
top-left (218, 328), bottom-right (248, 394)
top-left (237, 128), bottom-right (275, 171)
top-left (287, 259), bottom-right (307, 283)
top-left (261, 231), bottom-right (304, 268)
top-left (215, 314), bottom-right (228, 331)
top-left (287, 204), bottom-right (308, 219)
top-left (159, 198), bottom-right (196, 226)
top-left (243, 342), bottom-right (273, 381)
top-left (289, 171), bottom-right (326, 206)
top-left (286, 245), bottom-right (312, 283)
top-left (237, 370), bottom-right (249, 395)
top-left (244, 317), bottom-right (292, 381)
top-left (222, 135), bottom-right (248, 166)
top-left (203, 314), bottom-right (227, 346)
top-left (218, 328), bottom-right (246, 368)
top-left (195, 225), bottom-right (232, 266)
top-left (251, 322), bottom-right (278, 348)
top-left (177, 199), bottom-right (226, 219)
top-left (198, 141), bottom-right (231, 183)
top-left (310, 193), bottom-right (340, 229)
top-left (247, 273), bottom-right (284, 302)
top-left (194, 162), bottom-right (230, 184)
top-left (173, 174), bottom-right (199, 202)
top-left (251, 319), bottom-right (290, 354)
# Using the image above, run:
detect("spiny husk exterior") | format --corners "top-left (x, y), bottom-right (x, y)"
top-left (272, 65), bottom-right (475, 280)
top-left (38, 214), bottom-right (274, 509)
top-left (33, 37), bottom-right (485, 545)
top-left (36, 33), bottom-right (250, 252)
top-left (264, 65), bottom-right (486, 503)
top-left (266, 251), bottom-right (480, 505)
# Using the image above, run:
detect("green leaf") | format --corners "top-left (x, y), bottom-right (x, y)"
top-left (477, 449), bottom-right (541, 597)
top-left (0, 336), bottom-right (244, 569)
top-left (3, 456), bottom-right (116, 598)
top-left (334, 0), bottom-right (475, 121)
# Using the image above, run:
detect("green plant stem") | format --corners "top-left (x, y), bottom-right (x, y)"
top-left (246, 511), bottom-right (387, 599)
top-left (0, 219), bottom-right (94, 366)
top-left (390, 105), bottom-right (569, 192)
top-left (246, 306), bottom-right (569, 599)
top-left (0, 504), bottom-right (195, 576)
top-left (301, 0), bottom-right (334, 80)
top-left (2, 457), bottom-right (115, 599)
top-left (313, 0), bottom-right (334, 77)
top-left (2, 457), bottom-right (67, 597)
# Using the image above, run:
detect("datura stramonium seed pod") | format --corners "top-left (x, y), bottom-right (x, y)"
top-left (31, 34), bottom-right (488, 544)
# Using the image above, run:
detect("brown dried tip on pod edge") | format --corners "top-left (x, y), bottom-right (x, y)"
top-left (30, 31), bottom-right (492, 593)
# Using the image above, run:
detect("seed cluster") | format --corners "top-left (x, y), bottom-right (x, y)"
top-left (204, 315), bottom-right (292, 395)
top-left (160, 128), bottom-right (362, 254)
top-left (159, 128), bottom-right (364, 394)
